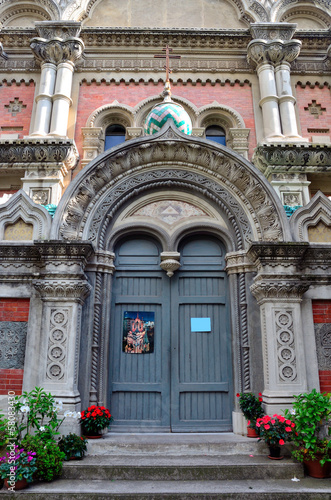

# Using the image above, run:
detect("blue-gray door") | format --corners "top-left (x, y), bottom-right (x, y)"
top-left (109, 235), bottom-right (232, 432)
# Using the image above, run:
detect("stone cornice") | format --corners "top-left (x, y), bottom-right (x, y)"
top-left (35, 240), bottom-right (94, 264)
top-left (253, 143), bottom-right (331, 176)
top-left (0, 139), bottom-right (79, 173)
top-left (225, 250), bottom-right (256, 274)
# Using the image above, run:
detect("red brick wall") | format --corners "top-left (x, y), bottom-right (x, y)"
top-left (0, 298), bottom-right (30, 322)
top-left (312, 300), bottom-right (331, 394)
top-left (296, 84), bottom-right (331, 142)
top-left (74, 80), bottom-right (256, 174)
top-left (0, 298), bottom-right (30, 395)
top-left (0, 82), bottom-right (35, 138)
top-left (0, 369), bottom-right (24, 395)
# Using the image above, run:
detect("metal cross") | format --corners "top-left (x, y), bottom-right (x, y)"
top-left (154, 45), bottom-right (180, 82)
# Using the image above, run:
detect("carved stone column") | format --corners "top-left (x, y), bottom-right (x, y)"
top-left (81, 127), bottom-right (103, 168)
top-left (30, 22), bottom-right (84, 138)
top-left (248, 24), bottom-right (305, 143)
top-left (248, 243), bottom-right (310, 415)
top-left (32, 241), bottom-right (93, 432)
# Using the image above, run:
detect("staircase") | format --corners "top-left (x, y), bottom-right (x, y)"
top-left (0, 433), bottom-right (330, 498)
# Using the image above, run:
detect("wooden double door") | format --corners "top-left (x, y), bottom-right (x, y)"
top-left (109, 236), bottom-right (232, 432)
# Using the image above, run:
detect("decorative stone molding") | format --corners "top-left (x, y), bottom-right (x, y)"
top-left (35, 21), bottom-right (82, 40)
top-left (225, 250), bottom-right (255, 275)
top-left (126, 127), bottom-right (143, 139)
top-left (250, 23), bottom-right (297, 42)
top-left (197, 102), bottom-right (245, 129)
top-left (160, 252), bottom-right (181, 278)
top-left (35, 240), bottom-right (93, 269)
top-left (314, 323), bottom-right (331, 370)
top-left (250, 280), bottom-right (310, 304)
top-left (30, 37), bottom-right (84, 65)
top-left (46, 307), bottom-right (69, 381)
top-left (0, 139), bottom-right (79, 172)
top-left (0, 190), bottom-right (51, 240)
top-left (0, 322), bottom-right (27, 370)
top-left (81, 127), bottom-right (103, 167)
top-left (33, 279), bottom-right (91, 303)
top-left (86, 101), bottom-right (134, 128)
top-left (324, 44), bottom-right (331, 70)
top-left (228, 128), bottom-right (250, 159)
top-left (53, 123), bottom-right (288, 247)
top-left (290, 191), bottom-right (331, 242)
top-left (253, 143), bottom-right (331, 175)
top-left (247, 39), bottom-right (301, 67)
top-left (86, 250), bottom-right (115, 274)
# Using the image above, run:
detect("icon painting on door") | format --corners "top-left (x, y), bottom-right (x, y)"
top-left (123, 311), bottom-right (155, 353)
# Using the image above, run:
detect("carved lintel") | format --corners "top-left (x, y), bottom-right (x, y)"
top-left (35, 241), bottom-right (93, 264)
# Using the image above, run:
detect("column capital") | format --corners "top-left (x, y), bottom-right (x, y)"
top-left (30, 37), bottom-right (85, 65)
top-left (324, 44), bottom-right (331, 70)
top-left (250, 279), bottom-right (310, 305)
top-left (247, 39), bottom-right (301, 68)
top-left (33, 278), bottom-right (92, 303)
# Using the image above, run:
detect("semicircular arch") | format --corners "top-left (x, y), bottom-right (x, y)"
top-left (51, 122), bottom-right (290, 249)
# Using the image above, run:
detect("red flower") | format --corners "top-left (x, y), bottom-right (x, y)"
top-left (92, 412), bottom-right (97, 417)
top-left (264, 424), bottom-right (270, 430)
top-left (258, 392), bottom-right (262, 397)
top-left (285, 419), bottom-right (291, 425)
top-left (258, 397), bottom-right (263, 402)
top-left (285, 427), bottom-right (292, 432)
top-left (291, 422), bottom-right (295, 428)
top-left (236, 393), bottom-right (240, 397)
top-left (279, 439), bottom-right (285, 445)
top-left (247, 420), bottom-right (251, 426)
top-left (256, 422), bottom-right (260, 427)
top-left (271, 419), bottom-right (276, 424)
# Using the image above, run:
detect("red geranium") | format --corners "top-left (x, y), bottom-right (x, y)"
top-left (256, 414), bottom-right (295, 447)
top-left (80, 405), bottom-right (113, 435)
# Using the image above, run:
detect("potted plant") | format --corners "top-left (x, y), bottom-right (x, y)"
top-left (236, 392), bottom-right (264, 437)
top-left (21, 435), bottom-right (65, 482)
top-left (256, 414), bottom-right (295, 459)
top-left (287, 389), bottom-right (331, 478)
top-left (0, 445), bottom-right (37, 490)
top-left (58, 433), bottom-right (88, 460)
top-left (80, 405), bottom-right (113, 438)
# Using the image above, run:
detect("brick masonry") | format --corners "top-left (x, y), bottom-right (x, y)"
top-left (312, 300), bottom-right (331, 393)
top-left (0, 82), bottom-right (35, 138)
top-left (74, 81), bottom-right (256, 174)
top-left (0, 298), bottom-right (30, 395)
top-left (296, 84), bottom-right (331, 142)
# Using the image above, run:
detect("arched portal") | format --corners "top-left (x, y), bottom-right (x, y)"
top-left (52, 122), bottom-right (290, 430)
top-left (110, 233), bottom-right (231, 432)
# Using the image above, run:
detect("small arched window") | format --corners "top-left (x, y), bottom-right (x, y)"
top-left (104, 124), bottom-right (126, 151)
top-left (205, 125), bottom-right (226, 146)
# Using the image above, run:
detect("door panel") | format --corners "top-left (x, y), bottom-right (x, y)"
top-left (109, 236), bottom-right (232, 432)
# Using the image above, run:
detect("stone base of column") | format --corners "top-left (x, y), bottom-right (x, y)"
top-left (232, 410), bottom-right (247, 435)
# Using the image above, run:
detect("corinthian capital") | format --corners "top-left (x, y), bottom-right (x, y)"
top-left (324, 44), bottom-right (331, 69)
top-left (30, 37), bottom-right (84, 65)
top-left (247, 39), bottom-right (301, 68)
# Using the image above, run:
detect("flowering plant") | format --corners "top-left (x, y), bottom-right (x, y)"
top-left (0, 445), bottom-right (37, 483)
top-left (256, 414), bottom-right (295, 447)
top-left (80, 405), bottom-right (113, 435)
top-left (236, 392), bottom-right (264, 427)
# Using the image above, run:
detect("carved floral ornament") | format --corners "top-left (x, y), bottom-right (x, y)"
top-left (30, 37), bottom-right (85, 65)
top-left (247, 39), bottom-right (301, 67)
top-left (53, 124), bottom-right (287, 247)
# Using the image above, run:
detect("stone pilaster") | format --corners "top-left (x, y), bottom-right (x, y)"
top-left (247, 23), bottom-right (306, 143)
top-left (30, 22), bottom-right (84, 139)
top-left (248, 243), bottom-right (310, 415)
top-left (32, 241), bottom-right (93, 432)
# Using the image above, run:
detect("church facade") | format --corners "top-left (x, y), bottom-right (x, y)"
top-left (0, 0), bottom-right (330, 434)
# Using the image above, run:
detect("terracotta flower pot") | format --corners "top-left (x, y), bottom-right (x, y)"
top-left (4, 477), bottom-right (28, 490)
top-left (303, 458), bottom-right (331, 479)
top-left (247, 425), bottom-right (258, 438)
top-left (84, 434), bottom-right (102, 439)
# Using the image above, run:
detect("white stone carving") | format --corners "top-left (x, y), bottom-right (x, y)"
top-left (0, 190), bottom-right (51, 240)
top-left (290, 191), bottom-right (331, 242)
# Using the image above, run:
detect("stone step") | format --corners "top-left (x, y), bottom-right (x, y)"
top-left (62, 455), bottom-right (304, 481)
top-left (86, 432), bottom-right (273, 456)
top-left (1, 478), bottom-right (331, 499)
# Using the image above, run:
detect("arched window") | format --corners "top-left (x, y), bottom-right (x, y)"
top-left (205, 125), bottom-right (226, 146)
top-left (104, 124), bottom-right (126, 151)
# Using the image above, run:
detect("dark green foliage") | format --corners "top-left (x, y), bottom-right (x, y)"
top-left (21, 435), bottom-right (65, 482)
top-left (58, 433), bottom-right (87, 460)
top-left (237, 392), bottom-right (264, 425)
